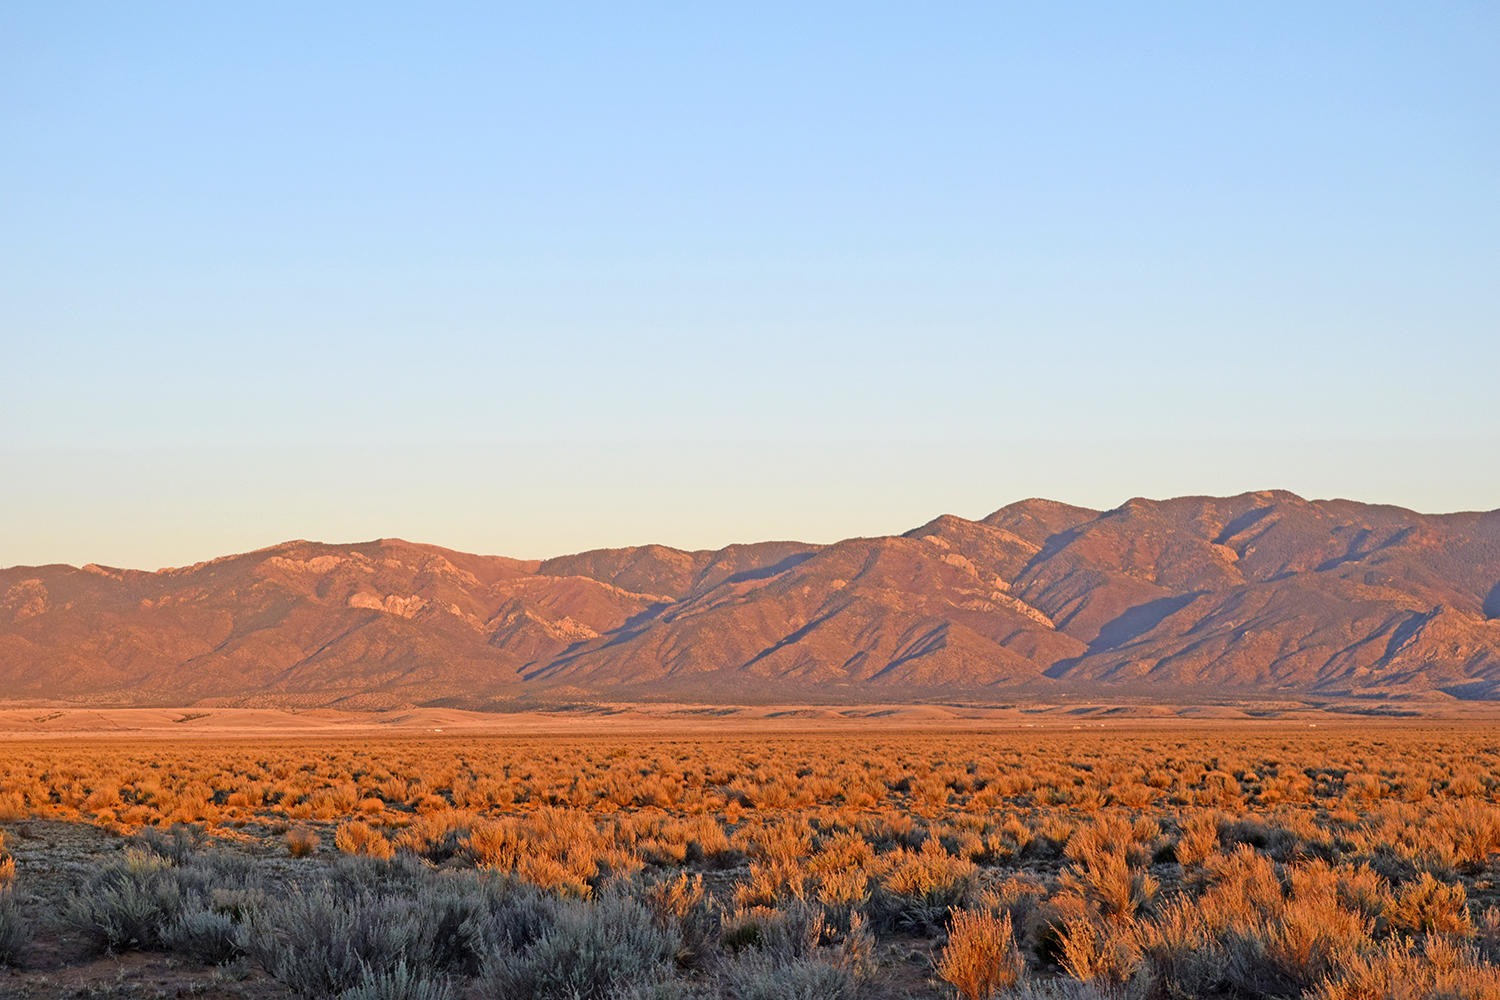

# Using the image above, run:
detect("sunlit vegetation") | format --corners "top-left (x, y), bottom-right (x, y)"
top-left (2, 725), bottom-right (1499, 997)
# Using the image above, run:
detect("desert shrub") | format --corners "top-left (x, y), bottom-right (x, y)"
top-left (1056, 917), bottom-right (1140, 988)
top-left (1220, 815), bottom-right (1302, 860)
top-left (163, 897), bottom-right (242, 964)
top-left (1173, 810), bottom-right (1219, 868)
top-left (287, 827), bottom-right (321, 857)
top-left (334, 960), bottom-right (454, 1000)
top-left (323, 852), bottom-right (432, 895)
top-left (834, 911), bottom-right (878, 982)
top-left (479, 894), bottom-right (679, 1000)
top-left (0, 792), bottom-right (27, 822)
top-left (995, 984), bottom-right (1117, 1000)
top-left (395, 810), bottom-right (475, 862)
top-left (1324, 862), bottom-right (1392, 928)
top-left (870, 838), bottom-right (977, 931)
top-left (642, 873), bottom-right (719, 967)
top-left (0, 887), bottom-right (26, 965)
top-left (1025, 889), bottom-right (1093, 968)
top-left (722, 902), bottom-right (826, 959)
top-left (721, 950), bottom-right (858, 1000)
top-left (1220, 892), bottom-right (1370, 998)
top-left (1198, 845), bottom-right (1284, 924)
top-left (409, 878), bottom-right (493, 976)
top-left (138, 823), bottom-right (203, 865)
top-left (1309, 935), bottom-right (1500, 1000)
top-left (463, 807), bottom-right (607, 895)
top-left (1057, 845), bottom-right (1158, 923)
top-left (734, 859), bottom-right (808, 909)
top-left (245, 886), bottom-right (425, 995)
top-left (937, 907), bottom-right (1024, 1000)
top-left (337, 820), bottom-right (395, 860)
top-left (1389, 870), bottom-right (1472, 936)
top-left (1135, 897), bottom-right (1223, 999)
top-left (64, 848), bottom-right (187, 953)
top-left (385, 871), bottom-right (561, 977)
top-left (1478, 905), bottom-right (1500, 962)
top-left (473, 880), bottom-right (561, 955)
top-left (615, 981), bottom-right (713, 1000)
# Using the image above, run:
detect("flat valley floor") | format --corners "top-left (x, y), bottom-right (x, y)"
top-left (2, 710), bottom-right (1500, 998)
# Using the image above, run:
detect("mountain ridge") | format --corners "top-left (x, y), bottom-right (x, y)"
top-left (4, 491), bottom-right (1499, 707)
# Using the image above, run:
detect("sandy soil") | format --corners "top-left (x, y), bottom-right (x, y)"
top-left (0, 698), bottom-right (1494, 739)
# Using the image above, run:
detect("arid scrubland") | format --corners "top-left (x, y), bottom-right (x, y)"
top-left (2, 725), bottom-right (1500, 998)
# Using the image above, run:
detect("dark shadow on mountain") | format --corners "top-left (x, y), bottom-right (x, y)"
top-left (617, 601), bottom-right (673, 633)
top-left (523, 602), bottom-right (677, 679)
top-left (721, 552), bottom-right (817, 587)
top-left (1044, 655), bottom-right (1082, 679)
top-left (741, 605), bottom-right (844, 669)
top-left (1316, 526), bottom-right (1414, 573)
top-left (1484, 581), bottom-right (1500, 621)
top-left (1088, 593), bottom-right (1201, 653)
top-left (1441, 680), bottom-right (1499, 700)
top-left (1016, 527), bottom-right (1086, 581)
top-left (870, 624), bottom-right (948, 679)
top-left (1214, 506), bottom-right (1275, 545)
top-left (1381, 608), bottom-right (1436, 663)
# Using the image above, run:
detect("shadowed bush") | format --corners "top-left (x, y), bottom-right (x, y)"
top-left (64, 849), bottom-right (187, 953)
top-left (1220, 893), bottom-right (1371, 998)
top-left (642, 872), bottom-right (720, 968)
top-left (137, 823), bottom-right (204, 865)
top-left (163, 897), bottom-right (242, 964)
top-left (0, 886), bottom-right (26, 966)
top-left (62, 845), bottom-right (264, 957)
top-left (1134, 897), bottom-right (1224, 999)
top-left (334, 960), bottom-right (454, 1000)
top-left (721, 950), bottom-right (858, 1000)
top-left (479, 894), bottom-right (679, 1000)
top-left (244, 886), bottom-right (426, 995)
top-left (722, 902), bottom-right (825, 959)
top-left (1390, 870), bottom-right (1472, 935)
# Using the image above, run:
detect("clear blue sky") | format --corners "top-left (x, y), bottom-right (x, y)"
top-left (3, 3), bottom-right (1496, 568)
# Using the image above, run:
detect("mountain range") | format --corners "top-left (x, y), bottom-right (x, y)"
top-left (4, 491), bottom-right (1500, 707)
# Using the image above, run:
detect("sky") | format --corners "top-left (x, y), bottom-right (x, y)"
top-left (3, 3), bottom-right (1497, 569)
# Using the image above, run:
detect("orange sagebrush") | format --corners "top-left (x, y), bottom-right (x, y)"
top-left (1057, 916), bottom-right (1141, 988)
top-left (936, 908), bottom-right (1024, 1000)
top-left (334, 820), bottom-right (393, 860)
top-left (284, 826), bottom-right (320, 858)
top-left (1308, 935), bottom-right (1500, 1000)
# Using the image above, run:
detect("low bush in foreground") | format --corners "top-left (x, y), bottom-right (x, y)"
top-left (0, 886), bottom-right (26, 966)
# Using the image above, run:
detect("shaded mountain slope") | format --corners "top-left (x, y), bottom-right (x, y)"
top-left (3, 492), bottom-right (1499, 706)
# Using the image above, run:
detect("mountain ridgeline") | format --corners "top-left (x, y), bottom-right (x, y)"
top-left (4, 492), bottom-right (1500, 707)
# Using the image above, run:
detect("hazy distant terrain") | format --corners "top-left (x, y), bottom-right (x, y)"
top-left (3, 491), bottom-right (1499, 708)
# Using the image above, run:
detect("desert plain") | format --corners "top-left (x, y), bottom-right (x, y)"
top-left (4, 703), bottom-right (1500, 999)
